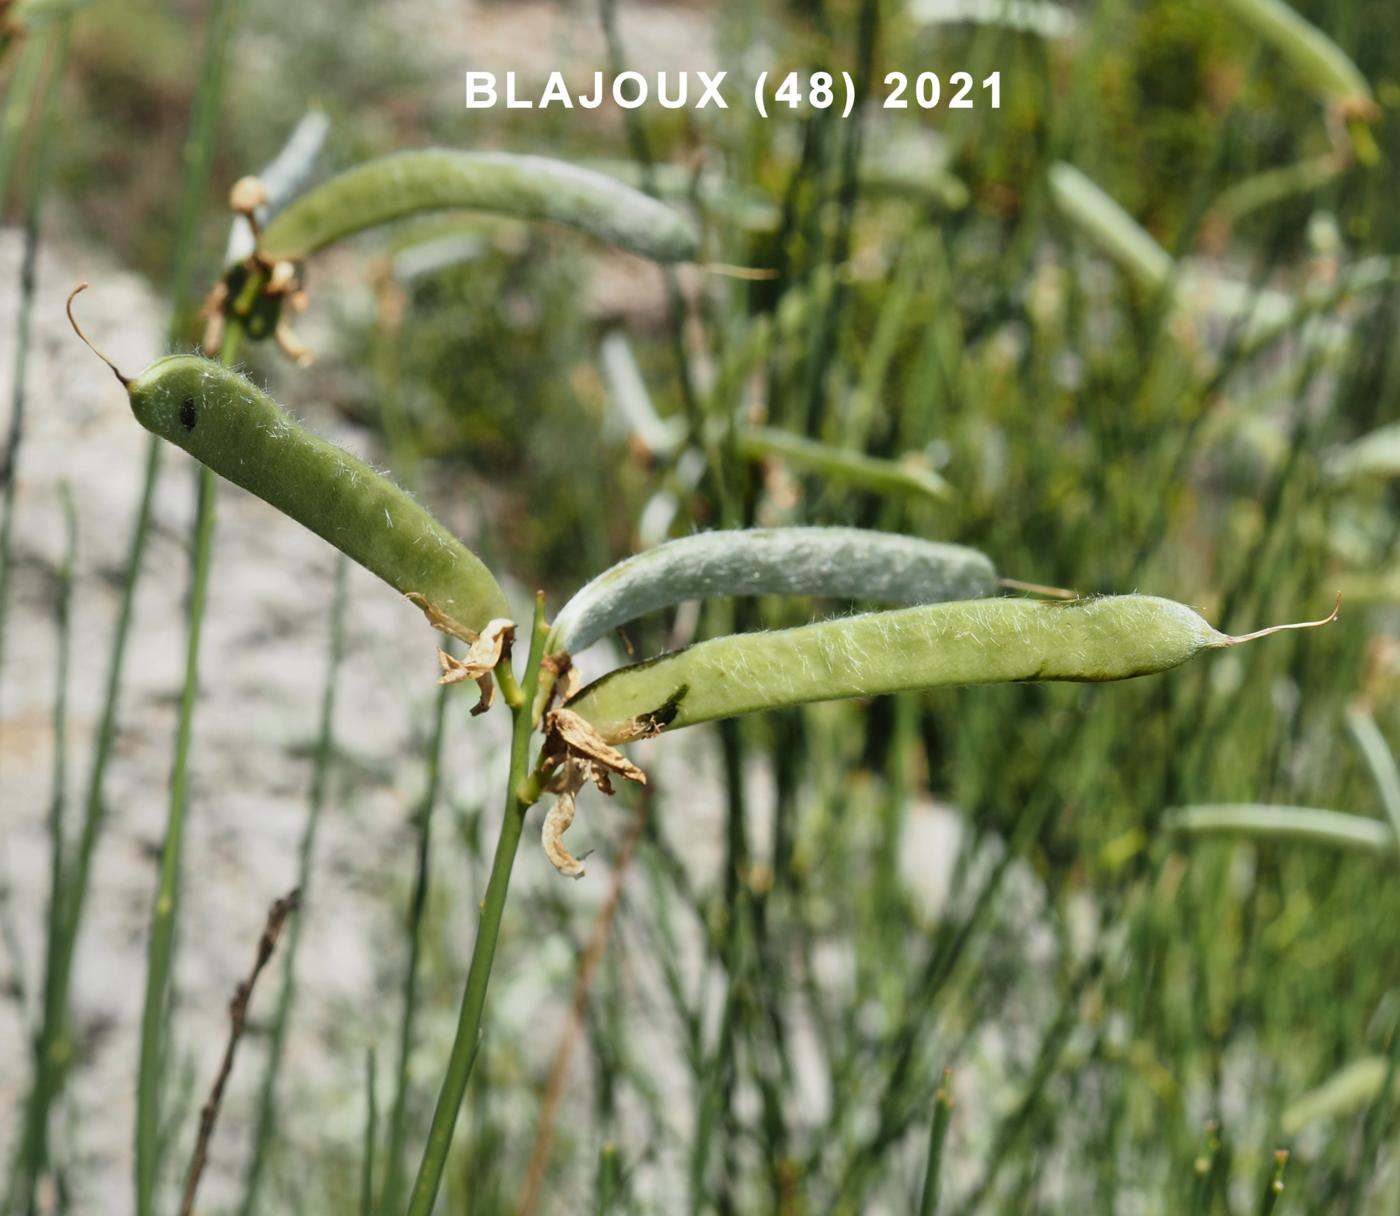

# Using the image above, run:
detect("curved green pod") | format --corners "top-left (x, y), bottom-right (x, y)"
top-left (734, 427), bottom-right (953, 502)
top-left (126, 354), bottom-right (510, 640)
top-left (566, 594), bottom-right (1335, 742)
top-left (1166, 804), bottom-right (1395, 855)
top-left (548, 528), bottom-right (997, 656)
top-left (258, 149), bottom-right (700, 264)
top-left (1326, 422), bottom-right (1400, 484)
top-left (1220, 0), bottom-right (1373, 111)
top-left (1048, 163), bottom-right (1172, 289)
top-left (1282, 1057), bottom-right (1392, 1136)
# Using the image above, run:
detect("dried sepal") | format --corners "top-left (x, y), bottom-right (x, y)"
top-left (435, 618), bottom-right (516, 716)
top-left (405, 592), bottom-right (475, 644)
top-left (535, 715), bottom-right (645, 880)
top-left (229, 175), bottom-right (270, 218)
top-left (543, 708), bottom-right (646, 786)
top-left (540, 651), bottom-right (579, 713)
top-left (541, 780), bottom-right (586, 879)
top-left (274, 316), bottom-right (315, 367)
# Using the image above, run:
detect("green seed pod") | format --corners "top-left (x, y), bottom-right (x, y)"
top-left (1166, 804), bottom-right (1394, 855)
top-left (548, 527), bottom-right (997, 657)
top-left (1282, 1057), bottom-right (1392, 1136)
top-left (1326, 422), bottom-right (1400, 484)
top-left (122, 351), bottom-right (510, 640)
top-left (1048, 163), bottom-right (1172, 290)
top-left (1219, 0), bottom-right (1375, 114)
top-left (566, 594), bottom-right (1336, 743)
top-left (257, 150), bottom-right (700, 265)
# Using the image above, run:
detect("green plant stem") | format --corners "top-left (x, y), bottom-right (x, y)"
top-left (918, 1071), bottom-right (954, 1216)
top-left (1, 22), bottom-right (75, 1214)
top-left (1258, 1149), bottom-right (1288, 1216)
top-left (404, 593), bottom-right (548, 1216)
top-left (377, 680), bottom-right (452, 1216)
top-left (0, 15), bottom-right (68, 717)
top-left (238, 555), bottom-right (348, 1214)
top-left (10, 1), bottom-right (244, 1205)
top-left (0, 23), bottom-right (48, 212)
top-left (134, 323), bottom-right (242, 1216)
top-left (166, 0), bottom-right (244, 333)
top-left (361, 1050), bottom-right (379, 1216)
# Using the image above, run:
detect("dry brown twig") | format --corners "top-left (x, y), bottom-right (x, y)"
top-left (179, 889), bottom-right (299, 1216)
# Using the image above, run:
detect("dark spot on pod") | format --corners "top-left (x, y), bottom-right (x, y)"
top-left (180, 398), bottom-right (198, 432)
top-left (638, 683), bottom-right (689, 733)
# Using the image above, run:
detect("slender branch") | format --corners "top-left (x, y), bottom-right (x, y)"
top-left (135, 316), bottom-right (246, 1215)
top-left (405, 592), bottom-right (550, 1216)
top-left (178, 890), bottom-right (299, 1216)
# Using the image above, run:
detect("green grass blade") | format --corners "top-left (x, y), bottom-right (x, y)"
top-left (1345, 709), bottom-right (1400, 847)
top-left (375, 681), bottom-right (452, 1216)
top-left (133, 460), bottom-right (218, 1216)
top-left (238, 556), bottom-right (349, 1214)
top-left (918, 1071), bottom-right (954, 1216)
top-left (360, 1050), bottom-right (378, 1216)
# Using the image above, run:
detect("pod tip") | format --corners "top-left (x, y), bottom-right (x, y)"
top-left (1224, 592), bottom-right (1341, 647)
top-left (66, 284), bottom-right (131, 387)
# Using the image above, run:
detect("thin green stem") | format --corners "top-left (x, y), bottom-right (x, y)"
top-left (1, 22), bottom-right (75, 1214)
top-left (238, 555), bottom-right (348, 1214)
top-left (166, 0), bottom-right (244, 334)
top-left (917, 1072), bottom-right (954, 1216)
top-left (0, 16), bottom-right (67, 712)
top-left (361, 1050), bottom-right (379, 1216)
top-left (11, 1), bottom-right (245, 1206)
top-left (134, 324), bottom-right (241, 1216)
top-left (377, 680), bottom-right (452, 1216)
top-left (405, 592), bottom-right (548, 1216)
top-left (1258, 1149), bottom-right (1288, 1216)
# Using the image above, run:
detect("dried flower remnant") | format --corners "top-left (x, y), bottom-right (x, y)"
top-left (535, 709), bottom-right (646, 877)
top-left (436, 618), bottom-right (516, 715)
top-left (202, 175), bottom-right (315, 365)
top-left (541, 768), bottom-right (586, 879)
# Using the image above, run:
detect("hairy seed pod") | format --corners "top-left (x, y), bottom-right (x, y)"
top-left (566, 594), bottom-right (1337, 743)
top-left (125, 354), bottom-right (510, 640)
top-left (548, 527), bottom-right (997, 657)
top-left (257, 149), bottom-right (700, 265)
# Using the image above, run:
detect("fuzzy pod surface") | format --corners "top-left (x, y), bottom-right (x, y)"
top-left (548, 527), bottom-right (997, 656)
top-left (566, 594), bottom-right (1310, 742)
top-left (258, 149), bottom-right (700, 264)
top-left (126, 354), bottom-right (510, 639)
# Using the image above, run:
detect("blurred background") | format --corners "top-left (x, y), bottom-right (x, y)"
top-left (2, 0), bottom-right (1400, 1212)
